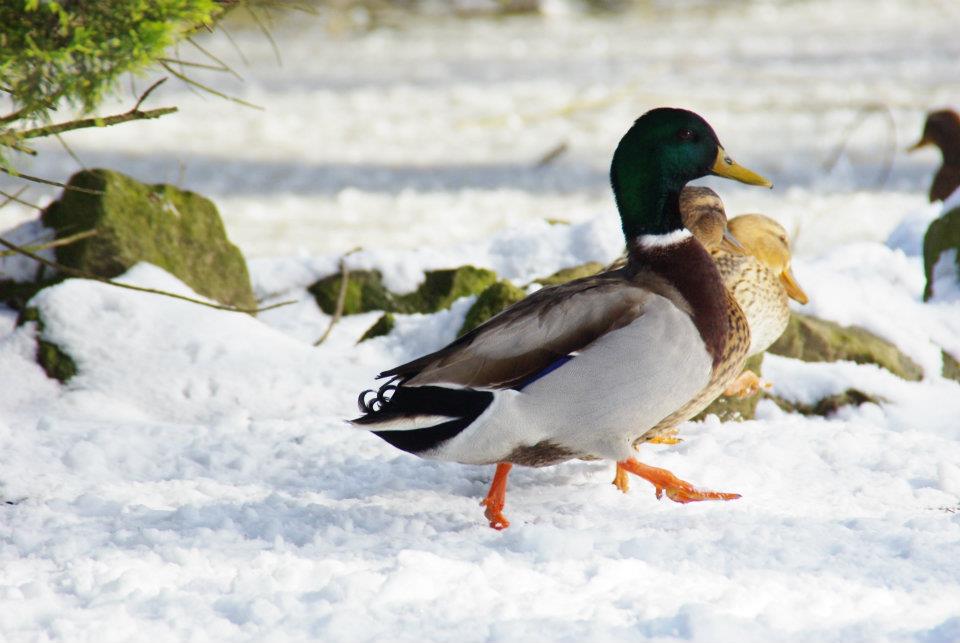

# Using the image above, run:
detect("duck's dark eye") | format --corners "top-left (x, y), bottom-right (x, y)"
top-left (677, 128), bottom-right (696, 141)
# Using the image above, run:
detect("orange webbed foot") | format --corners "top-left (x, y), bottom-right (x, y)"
top-left (612, 463), bottom-right (630, 494)
top-left (481, 462), bottom-right (513, 530)
top-left (723, 369), bottom-right (771, 399)
top-left (617, 458), bottom-right (740, 504)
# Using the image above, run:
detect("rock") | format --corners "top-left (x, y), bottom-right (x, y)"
top-left (767, 389), bottom-right (884, 416)
top-left (768, 312), bottom-right (923, 381)
top-left (358, 313), bottom-right (396, 342)
top-left (309, 270), bottom-right (397, 316)
top-left (0, 277), bottom-right (60, 310)
top-left (534, 262), bottom-right (604, 287)
top-left (401, 266), bottom-right (497, 314)
top-left (943, 349), bottom-right (960, 382)
top-left (309, 265), bottom-right (497, 316)
top-left (41, 169), bottom-right (256, 309)
top-left (458, 280), bottom-right (526, 337)
top-left (17, 307), bottom-right (77, 382)
top-left (694, 354), bottom-right (764, 421)
top-left (922, 206), bottom-right (960, 300)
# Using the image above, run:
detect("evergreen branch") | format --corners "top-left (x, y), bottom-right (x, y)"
top-left (0, 237), bottom-right (295, 315)
top-left (0, 229), bottom-right (97, 257)
top-left (246, 6), bottom-right (282, 66)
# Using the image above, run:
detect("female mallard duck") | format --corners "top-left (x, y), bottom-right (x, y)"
top-left (909, 109), bottom-right (960, 203)
top-left (716, 212), bottom-right (808, 397)
top-left (353, 107), bottom-right (771, 529)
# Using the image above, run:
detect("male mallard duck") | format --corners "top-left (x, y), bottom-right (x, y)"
top-left (353, 107), bottom-right (771, 529)
top-left (909, 109), bottom-right (960, 202)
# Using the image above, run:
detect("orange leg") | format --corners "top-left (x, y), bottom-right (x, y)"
top-left (480, 462), bottom-right (513, 530)
top-left (612, 463), bottom-right (631, 493)
top-left (616, 458), bottom-right (740, 504)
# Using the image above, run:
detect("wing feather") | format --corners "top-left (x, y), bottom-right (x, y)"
top-left (380, 269), bottom-right (655, 389)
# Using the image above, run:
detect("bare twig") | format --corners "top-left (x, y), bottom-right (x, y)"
top-left (160, 61), bottom-right (263, 110)
top-left (314, 247), bottom-right (362, 346)
top-left (0, 229), bottom-right (97, 258)
top-left (0, 237), bottom-right (295, 315)
top-left (14, 106), bottom-right (176, 141)
top-left (534, 141), bottom-right (569, 168)
top-left (246, 6), bottom-right (282, 66)
top-left (0, 167), bottom-right (102, 194)
top-left (0, 187), bottom-right (39, 210)
top-left (54, 132), bottom-right (85, 169)
top-left (188, 36), bottom-right (244, 80)
top-left (822, 102), bottom-right (897, 189)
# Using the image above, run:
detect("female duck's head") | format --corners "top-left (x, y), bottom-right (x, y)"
top-left (611, 107), bottom-right (771, 239)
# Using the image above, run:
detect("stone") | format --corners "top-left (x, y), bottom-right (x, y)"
top-left (17, 307), bottom-right (76, 382)
top-left (768, 312), bottom-right (923, 381)
top-left (458, 280), bottom-right (527, 337)
top-left (922, 206), bottom-right (960, 301)
top-left (309, 265), bottom-right (497, 316)
top-left (942, 349), bottom-right (960, 382)
top-left (534, 262), bottom-right (604, 287)
top-left (41, 169), bottom-right (256, 309)
top-left (309, 270), bottom-right (397, 316)
top-left (767, 389), bottom-right (884, 416)
top-left (358, 313), bottom-right (396, 342)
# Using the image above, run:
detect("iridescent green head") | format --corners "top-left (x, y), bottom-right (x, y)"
top-left (611, 107), bottom-right (771, 240)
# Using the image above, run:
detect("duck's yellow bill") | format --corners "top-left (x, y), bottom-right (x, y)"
top-left (712, 147), bottom-right (773, 188)
top-left (907, 135), bottom-right (932, 152)
top-left (780, 267), bottom-right (809, 305)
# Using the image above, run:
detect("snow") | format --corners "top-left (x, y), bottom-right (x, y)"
top-left (3, 1), bottom-right (960, 640)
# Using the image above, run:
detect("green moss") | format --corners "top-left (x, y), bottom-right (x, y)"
top-left (922, 207), bottom-right (960, 301)
top-left (358, 313), bottom-right (396, 342)
top-left (309, 265), bottom-right (497, 316)
top-left (17, 306), bottom-right (77, 383)
top-left (458, 280), bottom-right (527, 337)
top-left (768, 312), bottom-right (923, 381)
top-left (942, 350), bottom-right (960, 382)
top-left (767, 389), bottom-right (884, 416)
top-left (694, 353), bottom-right (765, 422)
top-left (398, 266), bottom-right (497, 313)
top-left (41, 169), bottom-right (256, 309)
top-left (309, 270), bottom-right (397, 316)
top-left (534, 262), bottom-right (604, 287)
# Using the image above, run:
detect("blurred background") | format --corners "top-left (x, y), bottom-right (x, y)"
top-left (2, 0), bottom-right (957, 258)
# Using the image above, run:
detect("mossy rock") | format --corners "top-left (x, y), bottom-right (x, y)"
top-left (767, 389), bottom-right (884, 416)
top-left (17, 307), bottom-right (77, 383)
top-left (358, 313), bottom-right (396, 342)
top-left (694, 353), bottom-right (765, 422)
top-left (922, 206), bottom-right (960, 301)
top-left (309, 270), bottom-right (398, 316)
top-left (943, 349), bottom-right (960, 382)
top-left (768, 312), bottom-right (923, 381)
top-left (309, 265), bottom-right (497, 315)
top-left (458, 280), bottom-right (526, 337)
top-left (41, 169), bottom-right (255, 309)
top-left (399, 266), bottom-right (497, 313)
top-left (534, 262), bottom-right (604, 287)
top-left (0, 277), bottom-right (62, 310)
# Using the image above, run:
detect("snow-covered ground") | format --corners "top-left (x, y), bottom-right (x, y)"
top-left (3, 1), bottom-right (960, 641)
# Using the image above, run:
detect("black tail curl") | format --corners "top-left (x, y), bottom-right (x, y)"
top-left (357, 376), bottom-right (405, 414)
